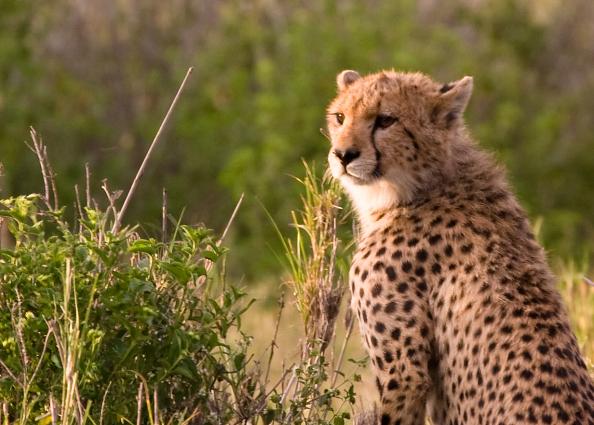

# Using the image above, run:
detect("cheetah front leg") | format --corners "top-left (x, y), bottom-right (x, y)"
top-left (355, 280), bottom-right (433, 425)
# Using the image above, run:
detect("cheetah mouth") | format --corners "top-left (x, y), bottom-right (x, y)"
top-left (343, 173), bottom-right (367, 185)
top-left (345, 164), bottom-right (383, 185)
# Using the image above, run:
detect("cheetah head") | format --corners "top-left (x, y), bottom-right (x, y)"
top-left (326, 70), bottom-right (473, 226)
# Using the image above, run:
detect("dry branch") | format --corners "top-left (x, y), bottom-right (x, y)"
top-left (112, 67), bottom-right (194, 233)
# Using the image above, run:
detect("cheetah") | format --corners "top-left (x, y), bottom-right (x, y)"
top-left (325, 69), bottom-right (594, 425)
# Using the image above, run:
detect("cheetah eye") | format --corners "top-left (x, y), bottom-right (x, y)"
top-left (375, 114), bottom-right (398, 129)
top-left (335, 112), bottom-right (345, 125)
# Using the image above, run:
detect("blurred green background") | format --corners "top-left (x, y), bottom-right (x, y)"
top-left (1, 0), bottom-right (593, 278)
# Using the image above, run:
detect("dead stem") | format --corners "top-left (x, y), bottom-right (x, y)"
top-left (46, 151), bottom-right (59, 209)
top-left (136, 382), bottom-right (143, 425)
top-left (279, 365), bottom-right (297, 406)
top-left (331, 316), bottom-right (354, 387)
top-left (219, 193), bottom-right (245, 245)
top-left (74, 184), bottom-right (84, 230)
top-left (101, 180), bottom-right (122, 224)
top-left (28, 328), bottom-right (53, 387)
top-left (27, 128), bottom-right (51, 208)
top-left (12, 288), bottom-right (29, 375)
top-left (264, 293), bottom-right (285, 385)
top-left (0, 358), bottom-right (22, 387)
top-left (162, 188), bottom-right (168, 243)
top-left (99, 382), bottom-right (112, 425)
top-left (85, 163), bottom-right (91, 208)
top-left (153, 387), bottom-right (159, 425)
top-left (198, 193), bottom-right (244, 285)
top-left (112, 67), bottom-right (194, 233)
top-left (49, 394), bottom-right (58, 425)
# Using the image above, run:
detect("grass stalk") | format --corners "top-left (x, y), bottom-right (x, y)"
top-left (112, 67), bottom-right (194, 233)
top-left (331, 317), bottom-right (355, 388)
top-left (136, 383), bottom-right (143, 425)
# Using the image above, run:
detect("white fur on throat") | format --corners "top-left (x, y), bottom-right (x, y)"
top-left (341, 176), bottom-right (414, 234)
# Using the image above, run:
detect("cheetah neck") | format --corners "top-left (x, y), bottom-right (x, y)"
top-left (342, 177), bottom-right (414, 235)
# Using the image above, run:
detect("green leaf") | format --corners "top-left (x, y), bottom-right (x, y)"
top-left (160, 261), bottom-right (190, 282)
top-left (128, 239), bottom-right (158, 254)
top-left (201, 250), bottom-right (219, 262)
top-left (233, 352), bottom-right (245, 370)
top-left (333, 416), bottom-right (345, 425)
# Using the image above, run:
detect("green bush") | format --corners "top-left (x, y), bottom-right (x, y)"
top-left (0, 194), bottom-right (249, 423)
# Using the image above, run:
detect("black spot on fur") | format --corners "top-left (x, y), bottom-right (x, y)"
top-left (416, 249), bottom-right (428, 262)
top-left (402, 262), bottom-right (412, 273)
top-left (386, 266), bottom-right (397, 281)
top-left (403, 300), bottom-right (414, 313)
top-left (385, 301), bottom-right (397, 314)
top-left (391, 328), bottom-right (401, 340)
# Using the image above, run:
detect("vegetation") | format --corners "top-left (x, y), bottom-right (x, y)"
top-left (0, 0), bottom-right (592, 422)
top-left (1, 0), bottom-right (593, 276)
top-left (0, 135), bottom-right (362, 423)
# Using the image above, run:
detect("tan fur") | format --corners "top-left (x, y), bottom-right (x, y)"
top-left (326, 70), bottom-right (594, 425)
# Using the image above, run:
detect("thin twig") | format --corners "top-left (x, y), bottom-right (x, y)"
top-left (162, 188), bottom-right (168, 243)
top-left (198, 193), bottom-right (245, 285)
top-left (99, 382), bottom-right (112, 425)
top-left (140, 378), bottom-right (154, 425)
top-left (74, 184), bottom-right (84, 230)
top-left (101, 180), bottom-right (122, 223)
top-left (27, 128), bottom-right (59, 209)
top-left (153, 387), bottom-right (159, 425)
top-left (264, 365), bottom-right (294, 401)
top-left (136, 382), bottom-right (143, 425)
top-left (281, 359), bottom-right (286, 394)
top-left (218, 193), bottom-right (245, 245)
top-left (264, 294), bottom-right (285, 385)
top-left (0, 358), bottom-right (22, 387)
top-left (331, 316), bottom-right (354, 387)
top-left (250, 366), bottom-right (294, 420)
top-left (12, 289), bottom-right (29, 375)
top-left (27, 128), bottom-right (51, 208)
top-left (28, 328), bottom-right (53, 386)
top-left (85, 163), bottom-right (91, 208)
top-left (112, 67), bottom-right (194, 233)
top-left (49, 393), bottom-right (58, 425)
top-left (279, 365), bottom-right (298, 405)
top-left (45, 147), bottom-right (59, 209)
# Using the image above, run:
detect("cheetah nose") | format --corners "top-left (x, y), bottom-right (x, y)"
top-left (334, 148), bottom-right (361, 166)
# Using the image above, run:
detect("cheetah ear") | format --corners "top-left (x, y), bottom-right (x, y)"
top-left (432, 76), bottom-right (473, 129)
top-left (336, 70), bottom-right (361, 91)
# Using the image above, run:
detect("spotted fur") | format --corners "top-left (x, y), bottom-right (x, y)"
top-left (326, 70), bottom-right (594, 425)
